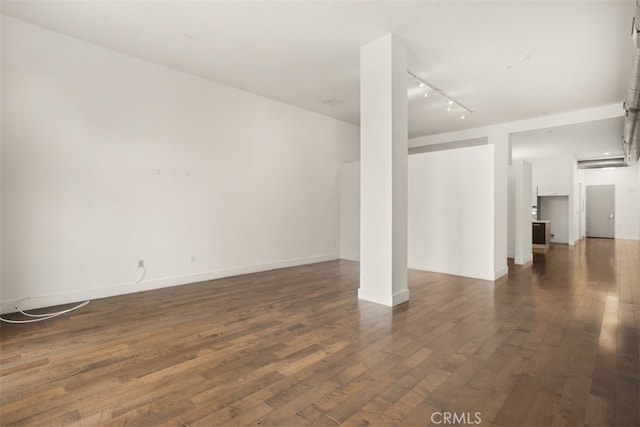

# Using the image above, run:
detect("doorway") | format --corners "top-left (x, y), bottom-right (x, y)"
top-left (586, 185), bottom-right (615, 239)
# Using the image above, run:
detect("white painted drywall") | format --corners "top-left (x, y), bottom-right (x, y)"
top-left (578, 169), bottom-right (586, 238)
top-left (508, 160), bottom-right (533, 263)
top-left (517, 161), bottom-right (533, 264)
top-left (340, 145), bottom-right (496, 281)
top-left (409, 145), bottom-right (495, 280)
top-left (508, 166), bottom-right (516, 258)
top-left (571, 160), bottom-right (581, 244)
top-left (1, 17), bottom-right (359, 311)
top-left (489, 133), bottom-right (509, 278)
top-left (339, 162), bottom-right (360, 261)
top-left (539, 196), bottom-right (569, 243)
top-left (358, 34), bottom-right (409, 307)
top-left (580, 164), bottom-right (640, 240)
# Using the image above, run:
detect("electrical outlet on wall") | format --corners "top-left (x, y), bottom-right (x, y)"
top-left (190, 254), bottom-right (196, 263)
top-left (138, 259), bottom-right (144, 268)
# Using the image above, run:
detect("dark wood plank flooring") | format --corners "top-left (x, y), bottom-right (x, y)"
top-left (1, 238), bottom-right (638, 426)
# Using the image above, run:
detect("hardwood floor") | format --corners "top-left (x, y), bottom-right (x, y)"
top-left (1, 239), bottom-right (638, 426)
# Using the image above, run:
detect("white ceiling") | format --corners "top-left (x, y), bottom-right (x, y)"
top-left (1, 1), bottom-right (635, 140)
top-left (511, 116), bottom-right (625, 161)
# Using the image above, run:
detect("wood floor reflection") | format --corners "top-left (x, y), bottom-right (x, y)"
top-left (1, 239), bottom-right (638, 426)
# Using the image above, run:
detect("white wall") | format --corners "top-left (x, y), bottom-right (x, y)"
top-left (339, 162), bottom-right (359, 261)
top-left (571, 160), bottom-right (580, 242)
top-left (579, 170), bottom-right (587, 238)
top-left (539, 196), bottom-right (569, 243)
top-left (489, 133), bottom-right (509, 279)
top-left (408, 146), bottom-right (495, 280)
top-left (518, 160), bottom-right (533, 264)
top-left (580, 164), bottom-right (640, 240)
top-left (507, 167), bottom-right (516, 258)
top-left (508, 160), bottom-right (532, 263)
top-left (340, 145), bottom-right (496, 281)
top-left (1, 17), bottom-right (359, 311)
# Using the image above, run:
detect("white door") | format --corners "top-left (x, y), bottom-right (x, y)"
top-left (586, 185), bottom-right (615, 239)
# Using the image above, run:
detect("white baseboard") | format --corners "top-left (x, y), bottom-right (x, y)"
top-left (615, 235), bottom-right (640, 240)
top-left (569, 238), bottom-right (581, 246)
top-left (357, 288), bottom-right (409, 307)
top-left (339, 252), bottom-right (360, 262)
top-left (514, 254), bottom-right (533, 265)
top-left (493, 265), bottom-right (509, 280)
top-left (0, 253), bottom-right (339, 314)
top-left (408, 260), bottom-right (498, 282)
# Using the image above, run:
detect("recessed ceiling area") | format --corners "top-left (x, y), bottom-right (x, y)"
top-left (1, 1), bottom-right (634, 139)
top-left (510, 117), bottom-right (625, 161)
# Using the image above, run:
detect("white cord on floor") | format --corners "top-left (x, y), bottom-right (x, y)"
top-left (136, 266), bottom-right (146, 283)
top-left (0, 299), bottom-right (90, 324)
top-left (2, 264), bottom-right (144, 324)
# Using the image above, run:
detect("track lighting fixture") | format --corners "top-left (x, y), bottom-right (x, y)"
top-left (408, 70), bottom-right (473, 120)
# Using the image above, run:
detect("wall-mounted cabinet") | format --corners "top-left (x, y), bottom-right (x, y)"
top-left (537, 183), bottom-right (569, 196)
top-left (532, 156), bottom-right (572, 198)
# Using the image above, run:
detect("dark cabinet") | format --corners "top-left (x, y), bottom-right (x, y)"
top-left (533, 223), bottom-right (546, 244)
top-left (532, 221), bottom-right (550, 253)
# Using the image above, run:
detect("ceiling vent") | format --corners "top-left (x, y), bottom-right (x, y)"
top-left (577, 157), bottom-right (627, 169)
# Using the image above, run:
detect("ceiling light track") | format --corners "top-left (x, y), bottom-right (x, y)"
top-left (407, 70), bottom-right (473, 116)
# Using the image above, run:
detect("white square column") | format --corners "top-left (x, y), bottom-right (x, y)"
top-left (514, 160), bottom-right (533, 265)
top-left (358, 34), bottom-right (409, 306)
top-left (489, 131), bottom-right (510, 279)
